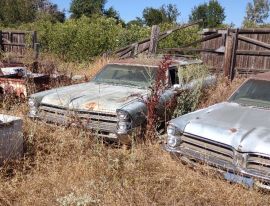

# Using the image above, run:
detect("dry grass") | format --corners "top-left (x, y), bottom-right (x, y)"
top-left (0, 68), bottom-right (268, 205)
top-left (198, 76), bottom-right (246, 108)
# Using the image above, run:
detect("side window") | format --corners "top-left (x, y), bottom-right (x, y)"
top-left (169, 68), bottom-right (179, 85)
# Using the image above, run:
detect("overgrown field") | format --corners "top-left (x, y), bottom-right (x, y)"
top-left (0, 63), bottom-right (269, 205)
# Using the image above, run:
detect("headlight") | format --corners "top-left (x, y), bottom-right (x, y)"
top-left (167, 135), bottom-right (181, 148)
top-left (234, 151), bottom-right (246, 168)
top-left (117, 110), bottom-right (130, 120)
top-left (118, 122), bottom-right (132, 131)
top-left (167, 124), bottom-right (182, 148)
top-left (116, 110), bottom-right (132, 134)
top-left (167, 124), bottom-right (176, 136)
top-left (28, 98), bottom-right (38, 117)
top-left (28, 98), bottom-right (36, 107)
top-left (167, 124), bottom-right (182, 136)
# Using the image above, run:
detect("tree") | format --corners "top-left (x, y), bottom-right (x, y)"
top-left (160, 4), bottom-right (180, 23)
top-left (70, 0), bottom-right (106, 18)
top-left (36, 0), bottom-right (65, 23)
top-left (189, 0), bottom-right (226, 28)
top-left (143, 7), bottom-right (164, 26)
top-left (0, 0), bottom-right (37, 25)
top-left (243, 0), bottom-right (270, 26)
top-left (142, 4), bottom-right (180, 26)
top-left (0, 0), bottom-right (65, 25)
top-left (103, 6), bottom-right (125, 26)
top-left (189, 3), bottom-right (208, 28)
top-left (127, 17), bottom-right (144, 28)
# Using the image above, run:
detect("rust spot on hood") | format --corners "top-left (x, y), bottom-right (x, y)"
top-left (84, 102), bottom-right (97, 110)
top-left (230, 128), bottom-right (237, 133)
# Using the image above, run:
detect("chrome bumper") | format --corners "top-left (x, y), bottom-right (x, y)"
top-left (29, 111), bottom-right (135, 144)
top-left (164, 144), bottom-right (270, 190)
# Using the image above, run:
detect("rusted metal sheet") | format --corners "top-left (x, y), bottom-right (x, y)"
top-left (0, 114), bottom-right (23, 164)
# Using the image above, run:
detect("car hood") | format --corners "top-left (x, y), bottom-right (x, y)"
top-left (173, 102), bottom-right (270, 155)
top-left (40, 82), bottom-right (147, 113)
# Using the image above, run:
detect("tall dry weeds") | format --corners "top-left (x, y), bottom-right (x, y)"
top-left (0, 58), bottom-right (268, 206)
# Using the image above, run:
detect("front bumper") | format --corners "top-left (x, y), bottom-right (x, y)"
top-left (164, 144), bottom-right (270, 190)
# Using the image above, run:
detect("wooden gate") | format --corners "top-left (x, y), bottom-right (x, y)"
top-left (163, 28), bottom-right (270, 80)
top-left (0, 30), bottom-right (39, 64)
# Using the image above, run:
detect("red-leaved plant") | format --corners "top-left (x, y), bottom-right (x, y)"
top-left (145, 55), bottom-right (172, 140)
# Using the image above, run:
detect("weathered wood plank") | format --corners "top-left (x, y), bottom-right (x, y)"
top-left (238, 35), bottom-right (270, 50)
top-left (230, 29), bottom-right (239, 81)
top-left (0, 31), bottom-right (3, 52)
top-left (149, 25), bottom-right (160, 55)
top-left (223, 33), bottom-right (234, 77)
top-left (115, 20), bottom-right (202, 58)
top-left (179, 33), bottom-right (222, 49)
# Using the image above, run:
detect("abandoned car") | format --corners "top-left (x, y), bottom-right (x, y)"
top-left (165, 72), bottom-right (270, 190)
top-left (0, 66), bottom-right (50, 99)
top-left (28, 58), bottom-right (211, 143)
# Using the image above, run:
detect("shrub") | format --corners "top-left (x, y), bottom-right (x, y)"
top-left (3, 17), bottom-right (201, 62)
top-left (173, 64), bottom-right (209, 116)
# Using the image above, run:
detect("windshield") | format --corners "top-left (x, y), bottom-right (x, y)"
top-left (229, 79), bottom-right (270, 108)
top-left (93, 64), bottom-right (156, 88)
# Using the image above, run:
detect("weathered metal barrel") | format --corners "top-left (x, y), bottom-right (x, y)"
top-left (0, 114), bottom-right (23, 164)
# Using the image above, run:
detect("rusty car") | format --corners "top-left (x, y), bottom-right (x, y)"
top-left (28, 58), bottom-right (213, 144)
top-left (165, 72), bottom-right (270, 190)
top-left (0, 66), bottom-right (50, 99)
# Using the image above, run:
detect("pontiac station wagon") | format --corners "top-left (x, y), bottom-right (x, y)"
top-left (165, 72), bottom-right (270, 190)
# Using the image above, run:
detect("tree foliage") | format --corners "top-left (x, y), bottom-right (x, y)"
top-left (36, 0), bottom-right (65, 23)
top-left (243, 0), bottom-right (270, 26)
top-left (142, 4), bottom-right (180, 26)
top-left (0, 0), bottom-right (36, 25)
top-left (189, 0), bottom-right (226, 28)
top-left (70, 0), bottom-right (106, 18)
top-left (143, 8), bottom-right (164, 26)
top-left (0, 0), bottom-right (65, 26)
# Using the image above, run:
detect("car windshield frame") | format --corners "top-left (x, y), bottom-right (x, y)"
top-left (93, 64), bottom-right (157, 88)
top-left (229, 79), bottom-right (270, 109)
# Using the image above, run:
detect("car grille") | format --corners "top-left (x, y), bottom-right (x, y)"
top-left (181, 134), bottom-right (234, 166)
top-left (246, 154), bottom-right (270, 176)
top-left (39, 105), bottom-right (118, 132)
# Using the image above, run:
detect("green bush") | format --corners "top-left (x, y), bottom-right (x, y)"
top-left (3, 16), bottom-right (201, 62)
top-left (173, 64), bottom-right (209, 117)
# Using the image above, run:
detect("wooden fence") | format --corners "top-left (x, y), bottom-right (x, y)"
top-left (163, 28), bottom-right (270, 80)
top-left (201, 29), bottom-right (270, 77)
top-left (0, 30), bottom-right (39, 63)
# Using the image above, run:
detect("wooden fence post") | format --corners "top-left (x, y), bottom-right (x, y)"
top-left (223, 30), bottom-right (234, 78)
top-left (0, 30), bottom-right (2, 52)
top-left (8, 32), bottom-right (12, 52)
top-left (229, 28), bottom-right (239, 81)
top-left (32, 31), bottom-right (37, 49)
top-left (149, 25), bottom-right (160, 55)
top-left (33, 43), bottom-right (40, 73)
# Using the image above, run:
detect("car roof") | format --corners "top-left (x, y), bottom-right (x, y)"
top-left (250, 72), bottom-right (270, 81)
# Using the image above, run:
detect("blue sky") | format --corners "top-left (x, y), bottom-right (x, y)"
top-left (51, 0), bottom-right (256, 27)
